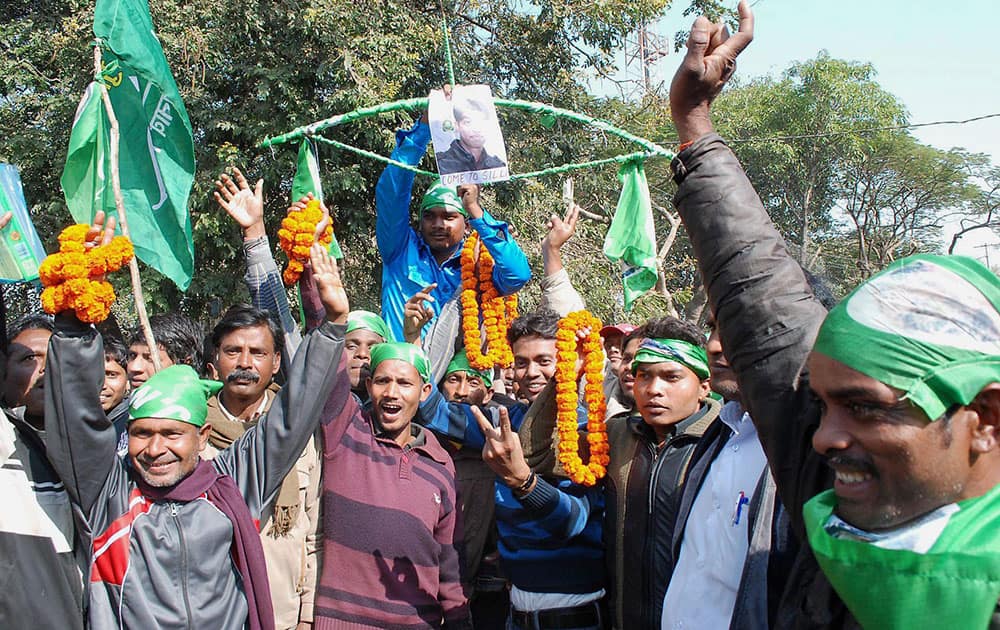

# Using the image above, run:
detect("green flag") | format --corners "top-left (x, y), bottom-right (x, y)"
top-left (291, 138), bottom-right (342, 259)
top-left (62, 0), bottom-right (196, 290)
top-left (603, 159), bottom-right (657, 310)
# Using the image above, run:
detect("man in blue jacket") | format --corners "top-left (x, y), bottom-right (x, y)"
top-left (376, 114), bottom-right (530, 342)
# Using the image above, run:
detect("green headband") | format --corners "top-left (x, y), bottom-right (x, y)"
top-left (444, 348), bottom-right (493, 387)
top-left (128, 365), bottom-right (222, 427)
top-left (369, 342), bottom-right (432, 383)
top-left (632, 338), bottom-right (710, 380)
top-left (346, 310), bottom-right (392, 342)
top-left (420, 181), bottom-right (467, 218)
top-left (813, 254), bottom-right (1000, 421)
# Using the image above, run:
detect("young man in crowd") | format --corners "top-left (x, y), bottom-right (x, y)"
top-left (602, 317), bottom-right (720, 629)
top-left (202, 304), bottom-right (322, 630)
top-left (311, 262), bottom-right (470, 630)
top-left (1, 314), bottom-right (86, 629)
top-left (100, 335), bottom-right (130, 439)
top-left (668, 3), bottom-right (1000, 626)
top-left (44, 216), bottom-right (347, 630)
top-left (376, 111), bottom-right (530, 342)
top-left (126, 312), bottom-right (204, 389)
top-left (418, 310), bottom-right (607, 630)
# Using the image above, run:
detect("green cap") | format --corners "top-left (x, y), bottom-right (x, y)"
top-left (129, 365), bottom-right (223, 427)
top-left (346, 310), bottom-right (392, 342)
top-left (632, 338), bottom-right (710, 380)
top-left (369, 342), bottom-right (432, 383)
top-left (444, 348), bottom-right (493, 387)
top-left (813, 254), bottom-right (1000, 421)
top-left (420, 181), bottom-right (466, 218)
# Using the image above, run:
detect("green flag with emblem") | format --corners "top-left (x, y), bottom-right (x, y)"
top-left (292, 138), bottom-right (342, 259)
top-left (61, 0), bottom-right (196, 290)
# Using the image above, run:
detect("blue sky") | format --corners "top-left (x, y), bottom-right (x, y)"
top-left (598, 0), bottom-right (1000, 258)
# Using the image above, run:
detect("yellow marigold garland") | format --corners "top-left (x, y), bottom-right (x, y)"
top-left (461, 232), bottom-right (517, 371)
top-left (39, 224), bottom-right (134, 324)
top-left (554, 310), bottom-right (609, 486)
top-left (277, 199), bottom-right (333, 286)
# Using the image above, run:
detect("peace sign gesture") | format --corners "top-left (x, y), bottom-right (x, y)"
top-left (470, 405), bottom-right (533, 492)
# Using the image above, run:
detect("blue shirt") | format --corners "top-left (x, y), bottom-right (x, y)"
top-left (375, 121), bottom-right (531, 342)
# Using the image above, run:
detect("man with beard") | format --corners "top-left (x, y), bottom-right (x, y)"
top-left (668, 3), bottom-right (1000, 626)
top-left (201, 304), bottom-right (322, 630)
top-left (377, 111), bottom-right (529, 343)
top-left (44, 218), bottom-right (347, 630)
top-left (1, 314), bottom-right (86, 629)
top-left (434, 97), bottom-right (507, 175)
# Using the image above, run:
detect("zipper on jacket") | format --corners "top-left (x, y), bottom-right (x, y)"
top-left (642, 440), bottom-right (666, 628)
top-left (171, 502), bottom-right (195, 630)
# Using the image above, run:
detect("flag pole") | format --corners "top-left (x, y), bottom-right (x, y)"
top-left (94, 45), bottom-right (161, 371)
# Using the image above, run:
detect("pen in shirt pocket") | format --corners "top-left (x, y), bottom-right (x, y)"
top-left (732, 491), bottom-right (749, 526)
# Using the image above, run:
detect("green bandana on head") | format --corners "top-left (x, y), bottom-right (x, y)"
top-left (445, 348), bottom-right (493, 387)
top-left (346, 310), bottom-right (392, 342)
top-left (631, 338), bottom-right (710, 380)
top-left (813, 254), bottom-right (1000, 421)
top-left (420, 181), bottom-right (467, 218)
top-left (129, 365), bottom-right (223, 427)
top-left (369, 342), bottom-right (432, 383)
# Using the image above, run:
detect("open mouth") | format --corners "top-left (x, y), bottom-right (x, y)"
top-left (380, 403), bottom-right (403, 419)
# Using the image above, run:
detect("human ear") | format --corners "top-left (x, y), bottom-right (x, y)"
top-left (420, 382), bottom-right (433, 401)
top-left (198, 423), bottom-right (212, 452)
top-left (966, 384), bottom-right (1000, 454)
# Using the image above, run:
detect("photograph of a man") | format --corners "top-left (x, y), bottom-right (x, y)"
top-left (429, 85), bottom-right (509, 185)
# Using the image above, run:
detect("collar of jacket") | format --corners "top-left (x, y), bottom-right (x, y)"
top-left (369, 415), bottom-right (450, 466)
top-left (627, 397), bottom-right (722, 445)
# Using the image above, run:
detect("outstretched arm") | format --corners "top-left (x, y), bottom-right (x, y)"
top-left (375, 119), bottom-right (431, 262)
top-left (460, 184), bottom-right (531, 295)
top-left (539, 204), bottom-right (586, 316)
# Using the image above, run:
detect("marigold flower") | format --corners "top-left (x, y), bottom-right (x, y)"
top-left (278, 199), bottom-right (334, 286)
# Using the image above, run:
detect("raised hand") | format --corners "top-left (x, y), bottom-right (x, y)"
top-left (669, 0), bottom-right (754, 143)
top-left (85, 210), bottom-right (117, 250)
top-left (309, 243), bottom-right (348, 324)
top-left (457, 184), bottom-right (483, 219)
top-left (214, 167), bottom-right (265, 240)
top-left (402, 284), bottom-right (436, 344)
top-left (470, 405), bottom-right (532, 490)
top-left (288, 194), bottom-right (332, 245)
top-left (543, 203), bottom-right (580, 252)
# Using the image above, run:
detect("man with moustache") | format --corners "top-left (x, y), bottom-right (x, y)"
top-left (44, 220), bottom-right (347, 630)
top-left (201, 305), bottom-right (323, 630)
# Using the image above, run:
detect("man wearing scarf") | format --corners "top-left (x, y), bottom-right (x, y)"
top-left (43, 238), bottom-right (348, 630)
top-left (201, 304), bottom-right (322, 630)
top-left (602, 318), bottom-right (721, 629)
top-left (376, 111), bottom-right (530, 343)
top-left (313, 341), bottom-right (472, 629)
top-left (667, 3), bottom-right (1000, 627)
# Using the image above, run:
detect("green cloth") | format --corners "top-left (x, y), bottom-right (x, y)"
top-left (603, 159), bottom-right (656, 311)
top-left (419, 181), bottom-right (466, 217)
top-left (63, 0), bottom-right (196, 290)
top-left (444, 348), bottom-right (493, 387)
top-left (129, 365), bottom-right (223, 427)
top-left (631, 338), bottom-right (710, 380)
top-left (369, 342), bottom-right (432, 383)
top-left (813, 254), bottom-right (1000, 421)
top-left (804, 486), bottom-right (1000, 630)
top-left (346, 310), bottom-right (392, 342)
top-left (291, 138), bottom-right (342, 259)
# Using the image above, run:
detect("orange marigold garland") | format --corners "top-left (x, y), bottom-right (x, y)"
top-left (277, 199), bottom-right (333, 286)
top-left (39, 224), bottom-right (134, 324)
top-left (461, 232), bottom-right (517, 371)
top-left (554, 310), bottom-right (609, 486)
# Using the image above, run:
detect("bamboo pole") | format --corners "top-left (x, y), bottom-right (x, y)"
top-left (93, 45), bottom-right (161, 371)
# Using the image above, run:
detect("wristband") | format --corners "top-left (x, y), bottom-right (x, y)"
top-left (513, 471), bottom-right (537, 497)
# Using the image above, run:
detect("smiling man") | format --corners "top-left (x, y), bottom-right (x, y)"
top-left (44, 231), bottom-right (347, 630)
top-left (668, 2), bottom-right (1000, 627)
top-left (376, 112), bottom-right (529, 343)
top-left (313, 340), bottom-right (471, 629)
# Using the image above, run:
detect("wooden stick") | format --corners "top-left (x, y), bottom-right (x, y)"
top-left (93, 45), bottom-right (161, 371)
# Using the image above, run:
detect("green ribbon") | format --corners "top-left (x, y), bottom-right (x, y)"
top-left (813, 254), bottom-right (1000, 421)
top-left (346, 310), bottom-right (392, 342)
top-left (420, 180), bottom-right (466, 218)
top-left (444, 347), bottom-right (493, 387)
top-left (129, 365), bottom-right (222, 427)
top-left (804, 486), bottom-right (1000, 629)
top-left (369, 342), bottom-right (432, 383)
top-left (603, 159), bottom-right (657, 311)
top-left (631, 338), bottom-right (710, 380)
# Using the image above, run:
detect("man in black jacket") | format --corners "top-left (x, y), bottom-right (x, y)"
top-left (668, 2), bottom-right (1000, 628)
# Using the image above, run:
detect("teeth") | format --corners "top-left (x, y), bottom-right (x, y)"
top-left (836, 471), bottom-right (872, 484)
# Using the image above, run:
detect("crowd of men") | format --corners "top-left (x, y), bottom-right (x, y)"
top-left (2, 2), bottom-right (998, 629)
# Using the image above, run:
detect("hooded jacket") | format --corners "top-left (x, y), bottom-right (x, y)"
top-left (43, 313), bottom-right (343, 630)
top-left (604, 398), bottom-right (721, 630)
